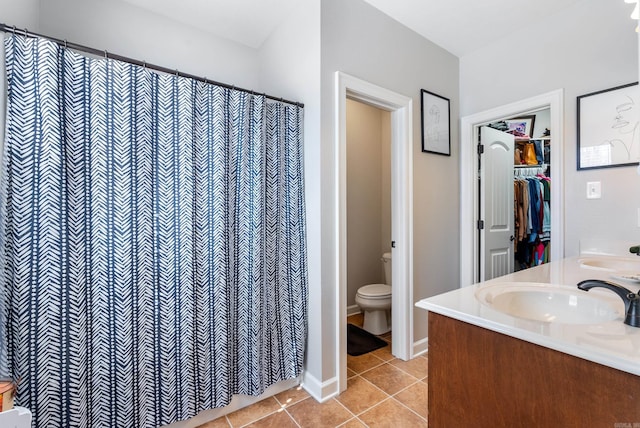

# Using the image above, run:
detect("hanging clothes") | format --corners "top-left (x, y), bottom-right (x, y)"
top-left (514, 170), bottom-right (551, 270)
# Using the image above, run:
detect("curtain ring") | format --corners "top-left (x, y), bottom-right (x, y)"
top-left (104, 50), bottom-right (108, 59)
top-left (142, 60), bottom-right (146, 70)
top-left (64, 39), bottom-right (68, 49)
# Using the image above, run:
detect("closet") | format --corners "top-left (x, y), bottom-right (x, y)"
top-left (513, 134), bottom-right (551, 271)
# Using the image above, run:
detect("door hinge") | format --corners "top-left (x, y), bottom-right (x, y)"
top-left (477, 144), bottom-right (484, 155)
top-left (477, 220), bottom-right (484, 230)
top-left (391, 241), bottom-right (396, 248)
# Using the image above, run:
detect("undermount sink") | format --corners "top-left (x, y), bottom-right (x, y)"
top-left (578, 256), bottom-right (640, 273)
top-left (475, 282), bottom-right (622, 324)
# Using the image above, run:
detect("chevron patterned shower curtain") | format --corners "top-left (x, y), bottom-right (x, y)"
top-left (0, 34), bottom-right (307, 427)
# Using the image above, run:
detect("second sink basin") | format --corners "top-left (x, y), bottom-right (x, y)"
top-left (475, 282), bottom-right (622, 324)
top-left (578, 256), bottom-right (640, 273)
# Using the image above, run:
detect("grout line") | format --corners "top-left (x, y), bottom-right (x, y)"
top-left (387, 362), bottom-right (423, 381)
top-left (282, 407), bottom-right (302, 428)
top-left (333, 396), bottom-right (359, 421)
top-left (335, 375), bottom-right (392, 419)
top-left (389, 380), bottom-right (429, 423)
top-left (388, 395), bottom-right (428, 423)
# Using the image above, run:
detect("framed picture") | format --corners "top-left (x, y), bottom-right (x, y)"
top-left (505, 115), bottom-right (536, 138)
top-left (421, 89), bottom-right (450, 156)
top-left (577, 82), bottom-right (640, 170)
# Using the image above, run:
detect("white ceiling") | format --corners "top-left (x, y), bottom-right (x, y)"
top-left (120, 0), bottom-right (308, 49)
top-left (361, 0), bottom-right (586, 57)
top-left (121, 0), bottom-right (613, 57)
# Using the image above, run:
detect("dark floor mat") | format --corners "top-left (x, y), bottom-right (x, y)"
top-left (347, 323), bottom-right (388, 356)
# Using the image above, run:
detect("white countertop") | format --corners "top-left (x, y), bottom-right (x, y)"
top-left (415, 255), bottom-right (640, 376)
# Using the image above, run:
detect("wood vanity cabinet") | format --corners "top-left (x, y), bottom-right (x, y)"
top-left (428, 312), bottom-right (640, 427)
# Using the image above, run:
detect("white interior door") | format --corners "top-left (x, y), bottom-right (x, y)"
top-left (480, 126), bottom-right (515, 280)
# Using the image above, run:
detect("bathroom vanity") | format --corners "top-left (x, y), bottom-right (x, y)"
top-left (416, 256), bottom-right (640, 426)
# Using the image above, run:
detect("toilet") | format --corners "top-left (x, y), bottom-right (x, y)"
top-left (355, 252), bottom-right (392, 335)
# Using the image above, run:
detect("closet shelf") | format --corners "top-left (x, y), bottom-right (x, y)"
top-left (514, 163), bottom-right (547, 168)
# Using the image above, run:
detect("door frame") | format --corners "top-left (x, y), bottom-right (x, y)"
top-left (335, 72), bottom-right (413, 393)
top-left (460, 89), bottom-right (564, 286)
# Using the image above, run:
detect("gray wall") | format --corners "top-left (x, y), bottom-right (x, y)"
top-left (321, 0), bottom-right (461, 363)
top-left (0, 0), bottom-right (39, 160)
top-left (346, 99), bottom-right (391, 308)
top-left (258, 0), bottom-right (324, 386)
top-left (460, 0), bottom-right (640, 256)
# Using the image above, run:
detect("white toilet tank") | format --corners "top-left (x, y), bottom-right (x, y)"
top-left (382, 252), bottom-right (392, 285)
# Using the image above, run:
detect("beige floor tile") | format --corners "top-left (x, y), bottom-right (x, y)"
top-left (273, 385), bottom-right (310, 408)
top-left (196, 416), bottom-right (231, 428)
top-left (287, 397), bottom-right (353, 428)
top-left (347, 367), bottom-right (358, 378)
top-left (347, 314), bottom-right (364, 327)
top-left (347, 352), bottom-right (385, 374)
top-left (371, 345), bottom-right (394, 362)
top-left (358, 398), bottom-right (427, 427)
top-left (389, 355), bottom-right (428, 379)
top-left (245, 409), bottom-right (299, 428)
top-left (226, 397), bottom-right (281, 427)
top-left (336, 376), bottom-right (389, 415)
top-left (394, 380), bottom-right (428, 418)
top-left (360, 363), bottom-right (418, 395)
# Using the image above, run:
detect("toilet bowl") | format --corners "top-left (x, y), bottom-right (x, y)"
top-left (356, 253), bottom-right (392, 335)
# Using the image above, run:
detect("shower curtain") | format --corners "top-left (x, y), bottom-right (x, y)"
top-left (0, 34), bottom-right (307, 427)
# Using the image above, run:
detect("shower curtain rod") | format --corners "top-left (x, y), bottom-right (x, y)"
top-left (0, 23), bottom-right (304, 108)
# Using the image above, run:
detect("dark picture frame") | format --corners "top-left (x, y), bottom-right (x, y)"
top-left (577, 82), bottom-right (640, 170)
top-left (421, 89), bottom-right (451, 156)
top-left (505, 115), bottom-right (536, 137)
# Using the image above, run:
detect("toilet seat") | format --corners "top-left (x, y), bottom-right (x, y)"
top-left (357, 284), bottom-right (391, 299)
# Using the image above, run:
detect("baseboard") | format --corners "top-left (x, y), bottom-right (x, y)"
top-left (413, 337), bottom-right (428, 358)
top-left (163, 377), bottom-right (301, 428)
top-left (347, 304), bottom-right (361, 316)
top-left (301, 370), bottom-right (339, 403)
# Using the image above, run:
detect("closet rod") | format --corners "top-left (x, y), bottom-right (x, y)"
top-left (0, 23), bottom-right (304, 108)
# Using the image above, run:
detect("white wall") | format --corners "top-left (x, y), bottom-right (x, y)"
top-left (461, 0), bottom-right (640, 256)
top-left (346, 99), bottom-right (390, 307)
top-left (321, 0), bottom-right (460, 377)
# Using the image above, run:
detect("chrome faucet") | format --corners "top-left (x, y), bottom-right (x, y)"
top-left (577, 280), bottom-right (640, 327)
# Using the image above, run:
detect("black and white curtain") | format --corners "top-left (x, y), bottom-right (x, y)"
top-left (0, 34), bottom-right (308, 427)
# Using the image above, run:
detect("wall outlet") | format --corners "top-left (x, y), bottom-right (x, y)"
top-left (586, 181), bottom-right (601, 199)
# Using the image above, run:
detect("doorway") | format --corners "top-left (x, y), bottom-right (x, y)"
top-left (460, 90), bottom-right (565, 286)
top-left (335, 72), bottom-right (413, 394)
top-left (345, 98), bottom-right (391, 317)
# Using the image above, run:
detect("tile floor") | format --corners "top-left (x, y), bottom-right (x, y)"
top-left (197, 314), bottom-right (428, 427)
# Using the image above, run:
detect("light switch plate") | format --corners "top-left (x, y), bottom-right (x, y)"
top-left (586, 181), bottom-right (601, 199)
